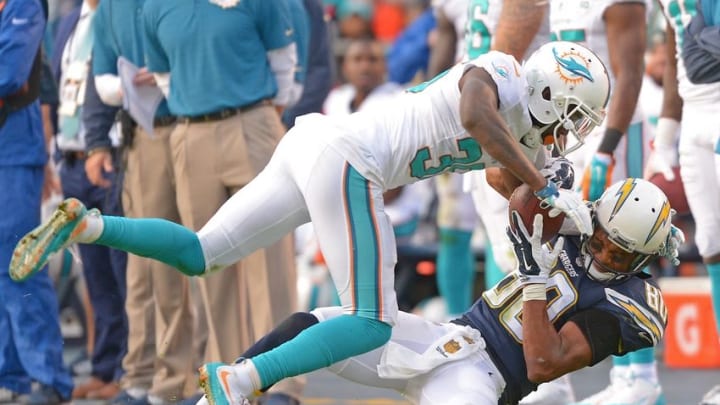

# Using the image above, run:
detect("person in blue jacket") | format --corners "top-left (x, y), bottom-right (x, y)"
top-left (0, 0), bottom-right (74, 403)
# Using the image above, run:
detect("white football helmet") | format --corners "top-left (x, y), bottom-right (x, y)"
top-left (584, 178), bottom-right (673, 283)
top-left (524, 41), bottom-right (610, 155)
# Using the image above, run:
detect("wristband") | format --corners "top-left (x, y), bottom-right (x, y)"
top-left (597, 128), bottom-right (624, 154)
top-left (534, 180), bottom-right (558, 200)
top-left (654, 117), bottom-right (680, 147)
top-left (523, 283), bottom-right (547, 301)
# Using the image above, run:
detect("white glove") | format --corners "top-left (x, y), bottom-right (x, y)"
top-left (507, 213), bottom-right (565, 285)
top-left (645, 118), bottom-right (680, 181)
top-left (535, 181), bottom-right (593, 236)
top-left (540, 156), bottom-right (575, 190)
top-left (644, 143), bottom-right (678, 181)
top-left (663, 224), bottom-right (686, 266)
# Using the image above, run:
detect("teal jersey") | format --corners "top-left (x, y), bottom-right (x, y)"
top-left (142, 0), bottom-right (294, 116)
top-left (92, 0), bottom-right (171, 117)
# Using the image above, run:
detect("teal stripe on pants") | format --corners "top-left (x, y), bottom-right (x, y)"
top-left (343, 164), bottom-right (382, 319)
top-left (627, 122), bottom-right (644, 178)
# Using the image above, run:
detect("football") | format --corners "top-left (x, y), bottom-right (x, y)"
top-left (508, 183), bottom-right (566, 243)
top-left (648, 167), bottom-right (690, 216)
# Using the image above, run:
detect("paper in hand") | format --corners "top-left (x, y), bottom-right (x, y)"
top-left (117, 56), bottom-right (164, 137)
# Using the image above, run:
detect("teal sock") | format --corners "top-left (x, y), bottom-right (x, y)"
top-left (708, 263), bottom-right (720, 334)
top-left (629, 347), bottom-right (655, 364)
top-left (252, 315), bottom-right (391, 388)
top-left (97, 216), bottom-right (206, 276)
top-left (483, 243), bottom-right (506, 289)
top-left (613, 353), bottom-right (631, 367)
top-left (436, 227), bottom-right (475, 314)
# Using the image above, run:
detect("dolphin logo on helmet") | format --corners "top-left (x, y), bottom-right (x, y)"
top-left (552, 47), bottom-right (595, 83)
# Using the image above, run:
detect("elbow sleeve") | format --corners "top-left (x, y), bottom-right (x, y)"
top-left (153, 73), bottom-right (171, 98)
top-left (267, 42), bottom-right (298, 106)
top-left (95, 74), bottom-right (124, 106)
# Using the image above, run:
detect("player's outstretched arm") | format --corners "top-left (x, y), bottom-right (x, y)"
top-left (459, 68), bottom-right (592, 234)
top-left (458, 67), bottom-right (546, 192)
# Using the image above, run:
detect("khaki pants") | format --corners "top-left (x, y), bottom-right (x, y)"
top-left (121, 124), bottom-right (197, 400)
top-left (170, 106), bottom-right (303, 398)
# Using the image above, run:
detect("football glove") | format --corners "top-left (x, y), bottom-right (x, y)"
top-left (534, 181), bottom-right (593, 236)
top-left (581, 152), bottom-right (615, 202)
top-left (646, 117), bottom-right (680, 179)
top-left (644, 142), bottom-right (678, 181)
top-left (540, 156), bottom-right (575, 190)
top-left (663, 224), bottom-right (686, 266)
top-left (507, 212), bottom-right (565, 285)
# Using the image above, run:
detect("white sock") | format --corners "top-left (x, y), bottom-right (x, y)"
top-left (126, 387), bottom-right (148, 399)
top-left (611, 365), bottom-right (632, 384)
top-left (148, 394), bottom-right (164, 405)
top-left (75, 212), bottom-right (104, 243)
top-left (631, 362), bottom-right (659, 384)
top-left (235, 359), bottom-right (263, 395)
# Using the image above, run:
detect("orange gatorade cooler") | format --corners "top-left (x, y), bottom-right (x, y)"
top-left (659, 277), bottom-right (720, 368)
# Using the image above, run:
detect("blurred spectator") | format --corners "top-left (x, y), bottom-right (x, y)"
top-left (282, 0), bottom-right (334, 129)
top-left (50, 0), bottom-right (128, 400)
top-left (325, 0), bottom-right (373, 39)
top-left (324, 39), bottom-right (402, 115)
top-left (87, 0), bottom-right (199, 403)
top-left (142, 1), bottom-right (304, 403)
top-left (0, 0), bottom-right (74, 403)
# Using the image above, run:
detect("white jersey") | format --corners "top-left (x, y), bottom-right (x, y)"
top-left (432, 0), bottom-right (469, 62)
top-left (658, 0), bottom-right (720, 104)
top-left (464, 0), bottom-right (501, 60)
top-left (312, 51), bottom-right (539, 190)
top-left (323, 82), bottom-right (404, 117)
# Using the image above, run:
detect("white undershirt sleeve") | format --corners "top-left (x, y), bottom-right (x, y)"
top-left (94, 74), bottom-right (124, 107)
top-left (267, 42), bottom-right (298, 107)
top-left (153, 72), bottom-right (171, 99)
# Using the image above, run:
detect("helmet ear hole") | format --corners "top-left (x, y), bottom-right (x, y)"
top-left (542, 87), bottom-right (552, 101)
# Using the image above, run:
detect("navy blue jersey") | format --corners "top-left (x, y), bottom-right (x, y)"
top-left (454, 236), bottom-right (667, 404)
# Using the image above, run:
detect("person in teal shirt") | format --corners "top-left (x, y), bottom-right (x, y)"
top-left (142, 1), bottom-right (304, 404)
top-left (88, 1), bottom-right (198, 404)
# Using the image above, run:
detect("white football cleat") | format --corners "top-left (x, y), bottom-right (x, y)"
top-left (572, 368), bottom-right (630, 405)
top-left (701, 384), bottom-right (720, 405)
top-left (520, 374), bottom-right (575, 405)
top-left (605, 376), bottom-right (664, 405)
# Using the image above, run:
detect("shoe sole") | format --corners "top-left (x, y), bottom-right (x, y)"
top-left (199, 364), bottom-right (227, 405)
top-left (9, 198), bottom-right (84, 282)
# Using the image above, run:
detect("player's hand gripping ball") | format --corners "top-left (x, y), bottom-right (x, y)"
top-left (509, 183), bottom-right (566, 243)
